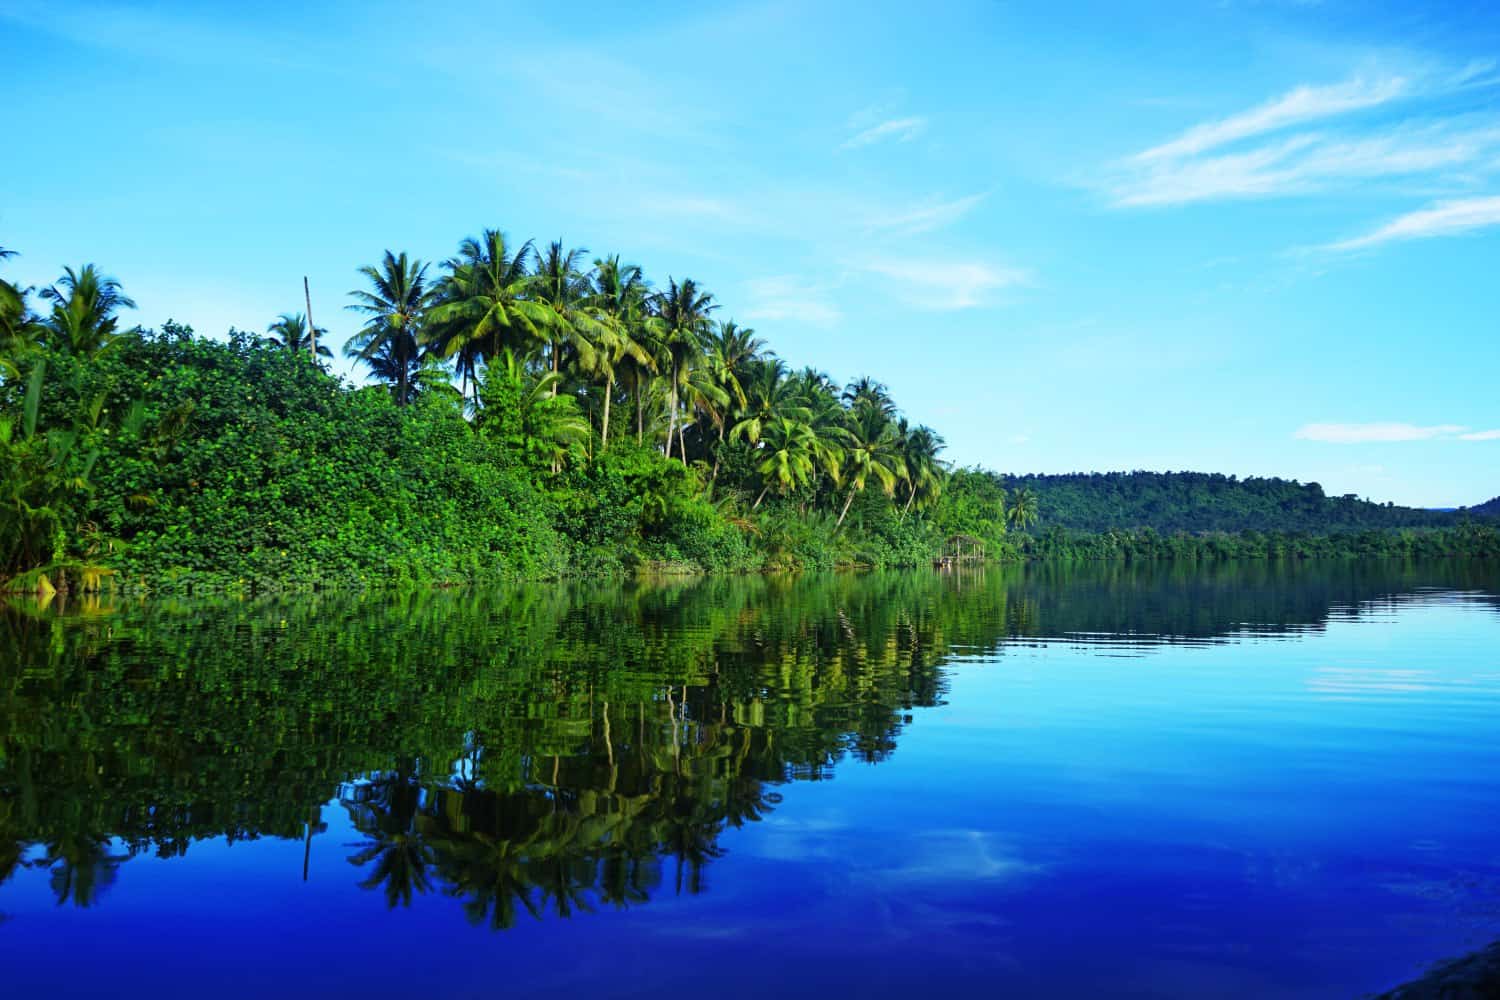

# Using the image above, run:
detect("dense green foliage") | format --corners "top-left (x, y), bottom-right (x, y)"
top-left (0, 240), bottom-right (975, 591)
top-left (2, 240), bottom-right (1495, 593)
top-left (1003, 471), bottom-right (1491, 534)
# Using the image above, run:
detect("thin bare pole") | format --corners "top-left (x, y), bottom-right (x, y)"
top-left (303, 276), bottom-right (317, 358)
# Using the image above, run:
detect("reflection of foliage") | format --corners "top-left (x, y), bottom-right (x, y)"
top-left (2, 563), bottom-right (1498, 928)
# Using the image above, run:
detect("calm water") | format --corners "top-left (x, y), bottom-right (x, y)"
top-left (3, 562), bottom-right (1500, 998)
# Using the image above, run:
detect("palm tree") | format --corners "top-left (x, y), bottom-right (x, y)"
top-left (678, 364), bottom-right (730, 466)
top-left (264, 312), bottom-right (331, 358)
top-left (753, 416), bottom-right (817, 508)
top-left (898, 421), bottom-right (947, 515)
top-left (653, 278), bottom-right (717, 463)
top-left (1008, 486), bottom-right (1040, 533)
top-left (590, 256), bottom-right (655, 451)
top-left (0, 249), bottom-right (40, 369)
top-left (426, 230), bottom-right (550, 401)
top-left (480, 349), bottom-right (590, 471)
top-left (345, 250), bottom-right (432, 406)
top-left (842, 376), bottom-right (896, 419)
top-left (698, 320), bottom-right (764, 488)
top-left (531, 241), bottom-right (604, 390)
top-left (836, 404), bottom-right (905, 527)
top-left (39, 264), bottom-right (136, 356)
top-left (730, 357), bottom-right (810, 446)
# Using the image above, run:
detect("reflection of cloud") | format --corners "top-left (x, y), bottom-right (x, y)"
top-left (878, 830), bottom-right (1038, 883)
top-left (1306, 666), bottom-right (1437, 695)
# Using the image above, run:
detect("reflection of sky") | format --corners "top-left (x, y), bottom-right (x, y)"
top-left (4, 596), bottom-right (1500, 998)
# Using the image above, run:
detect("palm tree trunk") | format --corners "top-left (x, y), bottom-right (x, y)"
top-left (903, 488), bottom-right (916, 516)
top-left (836, 487), bottom-right (857, 527)
top-left (601, 374), bottom-right (613, 451)
top-left (666, 365), bottom-right (679, 459)
top-left (708, 424), bottom-right (725, 497)
top-left (753, 485), bottom-right (769, 509)
top-left (678, 421), bottom-right (688, 466)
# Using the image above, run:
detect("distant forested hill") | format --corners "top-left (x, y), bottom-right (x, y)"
top-left (1472, 496), bottom-right (1500, 518)
top-left (1004, 471), bottom-right (1493, 534)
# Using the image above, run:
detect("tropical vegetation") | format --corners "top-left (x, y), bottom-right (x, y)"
top-left (1, 235), bottom-right (1495, 593)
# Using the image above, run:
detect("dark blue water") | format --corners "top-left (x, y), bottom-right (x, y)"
top-left (2, 563), bottom-right (1498, 997)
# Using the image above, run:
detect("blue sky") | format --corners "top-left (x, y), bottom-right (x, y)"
top-left (3, 0), bottom-right (1498, 506)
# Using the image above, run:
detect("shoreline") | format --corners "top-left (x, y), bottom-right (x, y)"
top-left (7, 548), bottom-right (1498, 602)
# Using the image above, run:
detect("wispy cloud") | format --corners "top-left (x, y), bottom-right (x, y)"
top-left (1106, 65), bottom-right (1500, 207)
top-left (860, 259), bottom-right (1029, 310)
top-left (866, 192), bottom-right (987, 234)
top-left (1135, 75), bottom-right (1411, 162)
top-left (1324, 195), bottom-right (1500, 250)
top-left (841, 116), bottom-right (927, 150)
top-left (741, 275), bottom-right (843, 326)
top-left (1459, 428), bottom-right (1500, 441)
top-left (1294, 422), bottom-right (1476, 443)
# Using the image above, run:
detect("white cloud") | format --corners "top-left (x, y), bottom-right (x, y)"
top-left (1294, 422), bottom-right (1469, 443)
top-left (1459, 428), bottom-right (1500, 441)
top-left (841, 116), bottom-right (927, 150)
top-left (860, 259), bottom-right (1029, 310)
top-left (1325, 195), bottom-right (1500, 250)
top-left (741, 275), bottom-right (842, 326)
top-left (1113, 121), bottom-right (1500, 207)
top-left (866, 192), bottom-right (987, 234)
top-left (1136, 75), bottom-right (1410, 162)
top-left (1106, 65), bottom-right (1500, 207)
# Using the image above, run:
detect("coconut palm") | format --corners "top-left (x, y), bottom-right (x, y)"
top-left (898, 421), bottom-right (947, 515)
top-left (426, 230), bottom-right (550, 400)
top-left (0, 251), bottom-right (40, 370)
top-left (730, 357), bottom-right (810, 446)
top-left (590, 255), bottom-right (655, 450)
top-left (345, 251), bottom-right (432, 406)
top-left (264, 312), bottom-right (331, 358)
top-left (753, 416), bottom-right (818, 508)
top-left (1008, 486), bottom-right (1040, 533)
top-left (678, 364), bottom-right (731, 465)
top-left (836, 404), bottom-right (905, 527)
top-left (39, 264), bottom-right (136, 356)
top-left (531, 241), bottom-right (604, 388)
top-left (842, 376), bottom-right (896, 419)
top-left (652, 278), bottom-right (717, 463)
top-left (481, 349), bottom-right (590, 471)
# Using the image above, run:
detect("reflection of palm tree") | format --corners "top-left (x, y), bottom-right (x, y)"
top-left (532, 856), bottom-right (596, 919)
top-left (39, 833), bottom-right (129, 907)
top-left (348, 832), bottom-right (433, 908)
top-left (596, 852), bottom-right (660, 910)
top-left (434, 833), bottom-right (543, 930)
top-left (344, 772), bottom-right (433, 908)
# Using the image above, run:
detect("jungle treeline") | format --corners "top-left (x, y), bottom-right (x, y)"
top-left (1, 239), bottom-right (1496, 592)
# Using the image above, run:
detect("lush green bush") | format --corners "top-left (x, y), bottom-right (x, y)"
top-left (9, 327), bottom-right (569, 591)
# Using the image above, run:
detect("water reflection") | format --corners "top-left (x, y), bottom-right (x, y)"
top-left (1, 560), bottom-right (1497, 927)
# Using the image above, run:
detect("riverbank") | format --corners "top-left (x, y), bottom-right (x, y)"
top-left (4, 325), bottom-right (1497, 597)
top-left (1375, 940), bottom-right (1500, 998)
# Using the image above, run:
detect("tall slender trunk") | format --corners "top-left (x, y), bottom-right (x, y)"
top-left (666, 362), bottom-right (679, 460)
top-left (836, 486), bottom-right (857, 527)
top-left (903, 488), bottom-right (916, 517)
top-left (754, 485), bottom-right (769, 509)
top-left (600, 373), bottom-right (613, 452)
top-left (708, 423), bottom-right (725, 497)
top-left (678, 420), bottom-right (688, 467)
top-left (636, 377), bottom-right (644, 445)
top-left (303, 276), bottom-right (317, 360)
